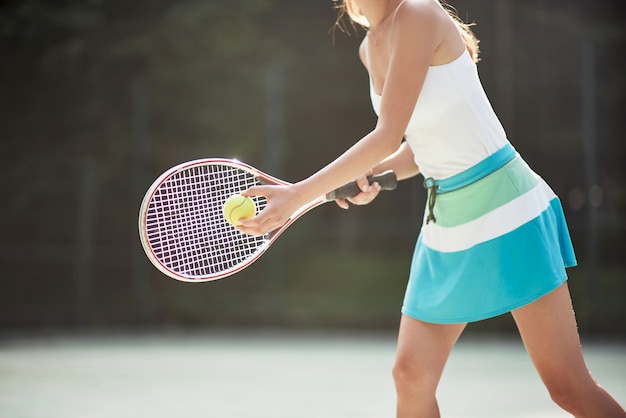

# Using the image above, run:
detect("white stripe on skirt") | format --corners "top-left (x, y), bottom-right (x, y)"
top-left (422, 182), bottom-right (558, 253)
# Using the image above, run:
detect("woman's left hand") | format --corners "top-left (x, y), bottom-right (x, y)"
top-left (237, 184), bottom-right (302, 236)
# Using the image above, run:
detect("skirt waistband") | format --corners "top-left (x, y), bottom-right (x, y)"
top-left (422, 144), bottom-right (516, 224)
top-left (426, 143), bottom-right (517, 193)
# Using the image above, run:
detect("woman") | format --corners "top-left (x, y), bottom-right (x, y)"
top-left (239, 0), bottom-right (626, 416)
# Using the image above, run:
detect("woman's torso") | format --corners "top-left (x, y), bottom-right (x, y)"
top-left (364, 2), bottom-right (510, 180)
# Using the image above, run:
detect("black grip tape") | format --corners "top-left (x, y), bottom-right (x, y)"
top-left (326, 170), bottom-right (397, 200)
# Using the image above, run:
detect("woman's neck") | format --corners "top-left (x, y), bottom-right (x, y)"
top-left (355, 0), bottom-right (403, 30)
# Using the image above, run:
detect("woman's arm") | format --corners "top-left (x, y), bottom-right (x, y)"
top-left (373, 141), bottom-right (419, 180)
top-left (239, 2), bottom-right (441, 235)
top-left (336, 141), bottom-right (419, 208)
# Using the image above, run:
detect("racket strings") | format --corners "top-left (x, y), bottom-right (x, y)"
top-left (145, 164), bottom-right (268, 279)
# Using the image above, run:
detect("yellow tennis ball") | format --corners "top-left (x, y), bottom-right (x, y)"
top-left (223, 194), bottom-right (256, 226)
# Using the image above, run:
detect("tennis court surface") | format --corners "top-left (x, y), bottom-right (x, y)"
top-left (1, 330), bottom-right (624, 417)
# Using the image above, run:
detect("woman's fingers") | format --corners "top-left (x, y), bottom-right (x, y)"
top-left (335, 198), bottom-right (350, 210)
top-left (237, 185), bottom-right (294, 235)
top-left (334, 174), bottom-right (382, 209)
top-left (347, 181), bottom-right (381, 205)
top-left (356, 175), bottom-right (373, 193)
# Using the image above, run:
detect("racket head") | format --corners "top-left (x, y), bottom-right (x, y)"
top-left (138, 159), bottom-right (284, 282)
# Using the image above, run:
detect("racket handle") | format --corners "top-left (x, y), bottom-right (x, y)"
top-left (327, 170), bottom-right (397, 200)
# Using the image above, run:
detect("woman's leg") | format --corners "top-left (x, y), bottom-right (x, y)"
top-left (393, 314), bottom-right (466, 418)
top-left (512, 282), bottom-right (626, 417)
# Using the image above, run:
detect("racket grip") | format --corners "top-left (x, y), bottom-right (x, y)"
top-left (327, 170), bottom-right (397, 200)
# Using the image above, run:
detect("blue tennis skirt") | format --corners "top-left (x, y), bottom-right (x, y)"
top-left (403, 144), bottom-right (577, 324)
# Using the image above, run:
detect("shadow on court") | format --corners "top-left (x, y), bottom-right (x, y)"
top-left (0, 330), bottom-right (624, 418)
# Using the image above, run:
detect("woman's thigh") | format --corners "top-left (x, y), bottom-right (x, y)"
top-left (394, 315), bottom-right (466, 390)
top-left (511, 283), bottom-right (592, 389)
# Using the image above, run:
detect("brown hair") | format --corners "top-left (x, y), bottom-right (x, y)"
top-left (333, 0), bottom-right (480, 63)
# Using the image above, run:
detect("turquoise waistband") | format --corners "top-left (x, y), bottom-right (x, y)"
top-left (426, 143), bottom-right (516, 194)
top-left (422, 144), bottom-right (516, 224)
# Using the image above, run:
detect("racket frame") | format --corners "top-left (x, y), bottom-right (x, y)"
top-left (139, 158), bottom-right (396, 282)
top-left (138, 158), bottom-right (328, 282)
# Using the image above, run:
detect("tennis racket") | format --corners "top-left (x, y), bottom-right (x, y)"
top-left (138, 159), bottom-right (397, 282)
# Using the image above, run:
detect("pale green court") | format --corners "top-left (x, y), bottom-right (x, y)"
top-left (0, 331), bottom-right (624, 418)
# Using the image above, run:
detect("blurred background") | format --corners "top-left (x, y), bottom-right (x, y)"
top-left (0, 0), bottom-right (624, 337)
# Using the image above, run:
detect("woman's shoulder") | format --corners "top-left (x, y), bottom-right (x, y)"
top-left (393, 0), bottom-right (446, 29)
top-left (396, 0), bottom-right (440, 18)
top-left (390, 0), bottom-right (459, 60)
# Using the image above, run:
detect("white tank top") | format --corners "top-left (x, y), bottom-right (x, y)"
top-left (370, 48), bottom-right (509, 180)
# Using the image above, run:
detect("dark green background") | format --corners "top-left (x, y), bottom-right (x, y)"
top-left (1, 0), bottom-right (624, 335)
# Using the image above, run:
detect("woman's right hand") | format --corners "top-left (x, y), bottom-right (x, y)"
top-left (335, 174), bottom-right (382, 209)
